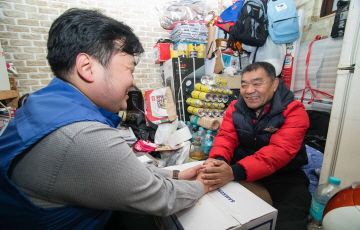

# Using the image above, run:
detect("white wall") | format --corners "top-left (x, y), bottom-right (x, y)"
top-left (0, 0), bottom-right (220, 95)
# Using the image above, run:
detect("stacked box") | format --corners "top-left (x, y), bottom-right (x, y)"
top-left (154, 43), bottom-right (173, 64)
top-left (161, 58), bottom-right (205, 121)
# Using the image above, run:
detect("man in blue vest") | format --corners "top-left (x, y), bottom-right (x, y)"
top-left (202, 62), bottom-right (312, 230)
top-left (0, 8), bottom-right (213, 229)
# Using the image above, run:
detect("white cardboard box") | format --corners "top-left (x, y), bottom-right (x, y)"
top-left (161, 162), bottom-right (278, 230)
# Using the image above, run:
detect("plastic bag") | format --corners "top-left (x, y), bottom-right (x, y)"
top-left (165, 141), bottom-right (191, 166)
top-left (249, 36), bottom-right (286, 76)
top-left (159, 0), bottom-right (206, 29)
top-left (154, 118), bottom-right (179, 145)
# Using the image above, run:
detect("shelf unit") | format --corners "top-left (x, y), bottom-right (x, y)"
top-left (0, 90), bottom-right (20, 108)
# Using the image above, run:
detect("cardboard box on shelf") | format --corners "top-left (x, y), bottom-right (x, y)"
top-left (154, 43), bottom-right (173, 64)
top-left (159, 161), bottom-right (278, 230)
top-left (216, 73), bottom-right (242, 89)
top-left (161, 58), bottom-right (205, 121)
top-left (144, 87), bottom-right (177, 125)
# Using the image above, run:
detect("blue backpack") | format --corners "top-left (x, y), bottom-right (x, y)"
top-left (267, 0), bottom-right (299, 44)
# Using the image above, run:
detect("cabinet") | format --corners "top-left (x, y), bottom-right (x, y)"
top-left (0, 90), bottom-right (20, 108)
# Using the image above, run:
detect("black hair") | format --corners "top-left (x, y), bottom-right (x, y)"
top-left (243, 62), bottom-right (277, 80)
top-left (47, 8), bottom-right (144, 81)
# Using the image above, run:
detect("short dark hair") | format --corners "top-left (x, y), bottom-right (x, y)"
top-left (47, 8), bottom-right (144, 81)
top-left (242, 62), bottom-right (277, 80)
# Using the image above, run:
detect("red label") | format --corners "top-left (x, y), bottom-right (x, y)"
top-left (281, 54), bottom-right (294, 89)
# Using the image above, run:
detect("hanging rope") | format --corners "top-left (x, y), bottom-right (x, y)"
top-left (294, 35), bottom-right (334, 104)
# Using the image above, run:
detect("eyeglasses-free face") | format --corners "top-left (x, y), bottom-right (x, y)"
top-left (240, 68), bottom-right (279, 115)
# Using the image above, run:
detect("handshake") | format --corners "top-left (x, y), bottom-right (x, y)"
top-left (174, 159), bottom-right (235, 194)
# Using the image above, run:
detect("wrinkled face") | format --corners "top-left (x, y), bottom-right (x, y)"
top-left (96, 53), bottom-right (136, 113)
top-left (240, 68), bottom-right (279, 114)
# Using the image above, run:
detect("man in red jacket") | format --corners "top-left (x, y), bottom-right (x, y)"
top-left (203, 62), bottom-right (311, 230)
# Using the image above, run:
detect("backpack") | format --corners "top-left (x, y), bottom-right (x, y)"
top-left (219, 0), bottom-right (244, 23)
top-left (228, 0), bottom-right (268, 47)
top-left (267, 0), bottom-right (299, 44)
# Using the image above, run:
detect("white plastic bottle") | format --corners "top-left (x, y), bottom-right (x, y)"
top-left (309, 177), bottom-right (342, 227)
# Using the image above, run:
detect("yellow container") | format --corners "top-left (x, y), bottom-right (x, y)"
top-left (170, 50), bottom-right (178, 58)
top-left (191, 91), bottom-right (211, 101)
top-left (186, 97), bottom-right (204, 107)
top-left (188, 43), bottom-right (205, 52)
top-left (219, 103), bottom-right (225, 109)
top-left (204, 101), bottom-right (212, 108)
top-left (177, 50), bottom-right (188, 58)
top-left (187, 106), bottom-right (205, 116)
top-left (197, 50), bottom-right (205, 58)
top-left (211, 102), bottom-right (219, 109)
top-left (195, 83), bottom-right (217, 93)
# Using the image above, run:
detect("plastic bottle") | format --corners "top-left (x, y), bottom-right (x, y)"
top-left (189, 115), bottom-right (199, 125)
top-left (202, 130), bottom-right (214, 157)
top-left (309, 177), bottom-right (342, 227)
top-left (190, 124), bottom-right (199, 142)
top-left (195, 127), bottom-right (206, 144)
top-left (186, 121), bottom-right (193, 134)
top-left (189, 136), bottom-right (205, 162)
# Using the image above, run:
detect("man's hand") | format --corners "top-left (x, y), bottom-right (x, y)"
top-left (203, 158), bottom-right (219, 166)
top-left (201, 160), bottom-right (234, 191)
top-left (195, 163), bottom-right (214, 193)
top-left (178, 164), bottom-right (206, 180)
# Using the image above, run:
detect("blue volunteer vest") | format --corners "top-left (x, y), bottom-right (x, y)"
top-left (0, 78), bottom-right (121, 230)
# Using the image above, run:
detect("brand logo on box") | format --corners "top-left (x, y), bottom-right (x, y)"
top-left (217, 188), bottom-right (235, 203)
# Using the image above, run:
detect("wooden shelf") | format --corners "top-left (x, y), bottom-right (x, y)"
top-left (0, 90), bottom-right (20, 108)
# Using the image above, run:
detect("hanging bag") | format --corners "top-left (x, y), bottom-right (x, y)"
top-left (231, 0), bottom-right (269, 47)
top-left (331, 0), bottom-right (350, 38)
top-left (267, 0), bottom-right (300, 44)
top-left (252, 36), bottom-right (286, 76)
top-left (219, 0), bottom-right (244, 23)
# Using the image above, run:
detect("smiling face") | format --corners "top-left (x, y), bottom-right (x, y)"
top-left (92, 52), bottom-right (136, 113)
top-left (240, 68), bottom-right (279, 115)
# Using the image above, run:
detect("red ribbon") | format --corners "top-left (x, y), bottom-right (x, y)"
top-left (294, 35), bottom-right (334, 104)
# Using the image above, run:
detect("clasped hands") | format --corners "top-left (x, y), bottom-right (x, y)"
top-left (178, 159), bottom-right (234, 194)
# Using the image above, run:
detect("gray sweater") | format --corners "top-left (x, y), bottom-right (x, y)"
top-left (9, 121), bottom-right (203, 216)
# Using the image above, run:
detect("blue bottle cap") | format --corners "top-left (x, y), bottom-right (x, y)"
top-left (199, 127), bottom-right (204, 130)
top-left (207, 130), bottom-right (212, 133)
top-left (328, 177), bottom-right (341, 185)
